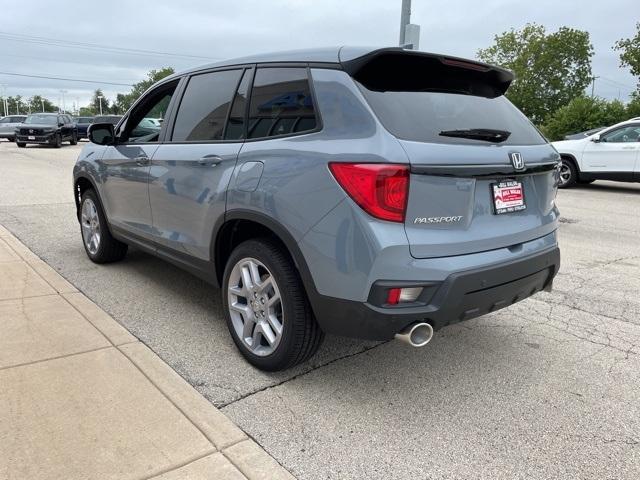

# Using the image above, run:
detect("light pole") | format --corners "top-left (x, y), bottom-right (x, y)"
top-left (398, 0), bottom-right (420, 49)
top-left (41, 98), bottom-right (45, 112)
top-left (60, 89), bottom-right (68, 113)
top-left (97, 95), bottom-right (104, 115)
top-left (0, 84), bottom-right (7, 117)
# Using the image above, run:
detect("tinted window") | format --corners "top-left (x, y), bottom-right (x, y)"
top-left (601, 124), bottom-right (640, 143)
top-left (224, 69), bottom-right (252, 140)
top-left (124, 81), bottom-right (177, 143)
top-left (173, 69), bottom-right (242, 142)
top-left (247, 68), bottom-right (317, 139)
top-left (357, 84), bottom-right (546, 146)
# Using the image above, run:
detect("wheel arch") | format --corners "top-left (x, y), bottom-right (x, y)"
top-left (213, 210), bottom-right (318, 301)
top-left (74, 175), bottom-right (101, 221)
top-left (559, 153), bottom-right (580, 172)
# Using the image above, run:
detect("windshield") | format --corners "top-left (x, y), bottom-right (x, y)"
top-left (357, 83), bottom-right (546, 146)
top-left (75, 117), bottom-right (93, 123)
top-left (25, 115), bottom-right (57, 125)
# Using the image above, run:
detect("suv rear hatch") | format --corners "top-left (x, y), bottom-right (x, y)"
top-left (344, 49), bottom-right (560, 258)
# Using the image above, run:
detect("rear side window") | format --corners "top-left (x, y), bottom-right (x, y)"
top-left (358, 85), bottom-right (546, 146)
top-left (172, 69), bottom-right (243, 142)
top-left (247, 68), bottom-right (317, 139)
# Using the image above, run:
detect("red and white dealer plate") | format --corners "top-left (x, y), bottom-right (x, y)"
top-left (491, 180), bottom-right (526, 215)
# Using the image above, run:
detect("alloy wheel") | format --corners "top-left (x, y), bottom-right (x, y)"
top-left (559, 161), bottom-right (572, 186)
top-left (227, 257), bottom-right (284, 356)
top-left (81, 198), bottom-right (101, 255)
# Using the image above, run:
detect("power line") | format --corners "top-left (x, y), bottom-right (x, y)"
top-left (0, 31), bottom-right (221, 61)
top-left (597, 75), bottom-right (636, 91)
top-left (0, 71), bottom-right (133, 87)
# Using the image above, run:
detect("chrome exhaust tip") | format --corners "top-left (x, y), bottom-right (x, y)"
top-left (395, 322), bottom-right (434, 348)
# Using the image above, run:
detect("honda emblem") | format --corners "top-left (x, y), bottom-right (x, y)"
top-left (510, 152), bottom-right (525, 171)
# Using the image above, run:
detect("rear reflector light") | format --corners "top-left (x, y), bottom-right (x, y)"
top-left (386, 287), bottom-right (423, 305)
top-left (387, 288), bottom-right (401, 305)
top-left (329, 163), bottom-right (409, 222)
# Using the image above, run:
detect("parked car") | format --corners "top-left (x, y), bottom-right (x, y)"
top-left (552, 118), bottom-right (640, 187)
top-left (93, 115), bottom-right (122, 125)
top-left (74, 47), bottom-right (561, 370)
top-left (142, 117), bottom-right (163, 127)
top-left (73, 116), bottom-right (94, 139)
top-left (16, 113), bottom-right (77, 148)
top-left (564, 127), bottom-right (605, 140)
top-left (0, 115), bottom-right (27, 141)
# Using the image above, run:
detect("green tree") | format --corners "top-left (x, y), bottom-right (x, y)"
top-left (627, 93), bottom-right (640, 117)
top-left (614, 23), bottom-right (640, 90)
top-left (27, 95), bottom-right (57, 113)
top-left (90, 89), bottom-right (111, 115)
top-left (541, 96), bottom-right (629, 140)
top-left (478, 23), bottom-right (594, 124)
top-left (114, 67), bottom-right (174, 113)
top-left (6, 96), bottom-right (24, 115)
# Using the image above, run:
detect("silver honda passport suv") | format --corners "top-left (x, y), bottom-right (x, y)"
top-left (74, 47), bottom-right (560, 371)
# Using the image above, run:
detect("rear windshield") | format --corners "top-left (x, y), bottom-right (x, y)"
top-left (357, 84), bottom-right (546, 146)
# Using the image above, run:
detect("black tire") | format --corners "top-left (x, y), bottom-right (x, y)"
top-left (79, 189), bottom-right (128, 263)
top-left (52, 133), bottom-right (62, 148)
top-left (7, 136), bottom-right (15, 142)
top-left (222, 238), bottom-right (324, 371)
top-left (70, 132), bottom-right (78, 145)
top-left (558, 158), bottom-right (577, 188)
top-left (16, 142), bottom-right (26, 148)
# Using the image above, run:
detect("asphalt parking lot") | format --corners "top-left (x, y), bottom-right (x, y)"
top-left (1, 141), bottom-right (639, 479)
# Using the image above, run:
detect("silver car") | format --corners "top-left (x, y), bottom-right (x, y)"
top-left (73, 47), bottom-right (561, 370)
top-left (0, 115), bottom-right (27, 141)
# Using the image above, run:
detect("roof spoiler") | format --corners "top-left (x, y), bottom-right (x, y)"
top-left (340, 48), bottom-right (514, 98)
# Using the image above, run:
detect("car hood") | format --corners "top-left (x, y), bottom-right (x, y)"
top-left (551, 139), bottom-right (585, 150)
top-left (19, 124), bottom-right (58, 129)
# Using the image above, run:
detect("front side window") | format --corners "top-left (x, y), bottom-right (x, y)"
top-left (224, 69), bottom-right (252, 140)
top-left (172, 69), bottom-right (243, 142)
top-left (124, 81), bottom-right (177, 143)
top-left (247, 67), bottom-right (317, 139)
top-left (601, 125), bottom-right (640, 143)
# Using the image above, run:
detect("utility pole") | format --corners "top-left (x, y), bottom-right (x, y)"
top-left (591, 76), bottom-right (599, 97)
top-left (398, 0), bottom-right (420, 49)
top-left (399, 0), bottom-right (411, 46)
top-left (41, 98), bottom-right (45, 112)
top-left (97, 95), bottom-right (104, 115)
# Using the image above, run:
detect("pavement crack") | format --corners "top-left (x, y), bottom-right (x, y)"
top-left (218, 341), bottom-right (389, 408)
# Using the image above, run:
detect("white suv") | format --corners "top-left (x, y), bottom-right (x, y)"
top-left (552, 119), bottom-right (640, 188)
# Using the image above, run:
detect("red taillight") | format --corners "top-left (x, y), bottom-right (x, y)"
top-left (387, 288), bottom-right (401, 305)
top-left (329, 163), bottom-right (409, 222)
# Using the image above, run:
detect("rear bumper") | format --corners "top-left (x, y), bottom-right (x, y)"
top-left (308, 246), bottom-right (560, 340)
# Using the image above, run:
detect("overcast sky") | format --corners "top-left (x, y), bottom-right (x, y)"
top-left (2, 0), bottom-right (637, 113)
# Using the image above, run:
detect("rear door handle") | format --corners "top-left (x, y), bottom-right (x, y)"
top-left (134, 156), bottom-right (150, 166)
top-left (197, 155), bottom-right (223, 167)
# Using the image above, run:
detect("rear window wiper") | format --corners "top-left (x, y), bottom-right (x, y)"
top-left (439, 128), bottom-right (511, 143)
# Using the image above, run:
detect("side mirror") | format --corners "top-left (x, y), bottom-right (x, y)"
top-left (591, 134), bottom-right (601, 143)
top-left (88, 123), bottom-right (115, 145)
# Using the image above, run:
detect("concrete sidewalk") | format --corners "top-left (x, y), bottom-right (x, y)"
top-left (0, 224), bottom-right (294, 480)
